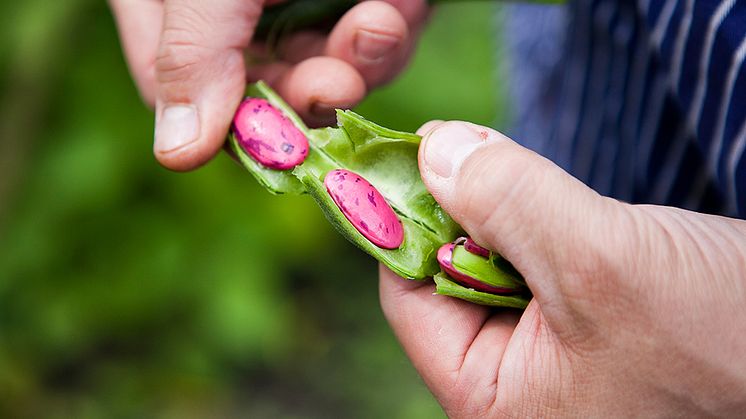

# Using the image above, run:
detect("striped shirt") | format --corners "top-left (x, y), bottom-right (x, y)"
top-left (505, 0), bottom-right (746, 218)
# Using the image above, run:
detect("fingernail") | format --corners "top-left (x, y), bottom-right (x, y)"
top-left (354, 30), bottom-right (400, 63)
top-left (154, 104), bottom-right (200, 154)
top-left (423, 123), bottom-right (489, 179)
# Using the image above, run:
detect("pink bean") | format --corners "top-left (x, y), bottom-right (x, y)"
top-left (232, 98), bottom-right (309, 170)
top-left (464, 238), bottom-right (490, 258)
top-left (325, 169), bottom-right (404, 249)
top-left (437, 243), bottom-right (517, 294)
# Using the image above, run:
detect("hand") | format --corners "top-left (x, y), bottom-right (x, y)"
top-left (380, 121), bottom-right (746, 417)
top-left (109, 0), bottom-right (428, 171)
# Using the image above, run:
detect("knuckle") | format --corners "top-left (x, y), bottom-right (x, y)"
top-left (155, 41), bottom-right (201, 84)
top-left (156, 7), bottom-right (215, 84)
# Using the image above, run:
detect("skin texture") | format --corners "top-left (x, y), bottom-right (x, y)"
top-left (380, 121), bottom-right (746, 417)
top-left (109, 0), bottom-right (428, 171)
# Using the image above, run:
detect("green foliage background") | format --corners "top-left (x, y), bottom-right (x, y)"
top-left (0, 1), bottom-right (505, 417)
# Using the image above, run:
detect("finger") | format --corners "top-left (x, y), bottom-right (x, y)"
top-left (379, 266), bottom-right (520, 415)
top-left (276, 30), bottom-right (327, 64)
top-left (274, 56), bottom-right (366, 127)
top-left (109, 0), bottom-right (163, 106)
top-left (416, 120), bottom-right (444, 136)
top-left (245, 61), bottom-right (293, 86)
top-left (417, 122), bottom-right (630, 308)
top-left (271, 0), bottom-right (430, 63)
top-left (153, 0), bottom-right (263, 171)
top-left (380, 0), bottom-right (430, 31)
top-left (325, 1), bottom-right (410, 88)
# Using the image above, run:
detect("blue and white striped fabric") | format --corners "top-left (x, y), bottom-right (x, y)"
top-left (505, 0), bottom-right (746, 218)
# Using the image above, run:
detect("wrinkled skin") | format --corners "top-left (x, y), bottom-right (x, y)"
top-left (380, 121), bottom-right (746, 418)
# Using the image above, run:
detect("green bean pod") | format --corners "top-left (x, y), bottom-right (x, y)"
top-left (229, 82), bottom-right (531, 308)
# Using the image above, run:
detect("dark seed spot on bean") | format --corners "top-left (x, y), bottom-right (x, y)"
top-left (244, 137), bottom-right (277, 154)
top-left (367, 191), bottom-right (377, 207)
top-left (281, 142), bottom-right (295, 154)
top-left (355, 198), bottom-right (359, 206)
top-left (360, 221), bottom-right (369, 231)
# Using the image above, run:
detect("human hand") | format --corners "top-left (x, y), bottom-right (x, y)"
top-left (380, 121), bottom-right (746, 417)
top-left (109, 0), bottom-right (428, 171)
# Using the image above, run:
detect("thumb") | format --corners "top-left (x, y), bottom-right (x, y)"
top-left (153, 0), bottom-right (263, 171)
top-left (418, 121), bottom-right (633, 307)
